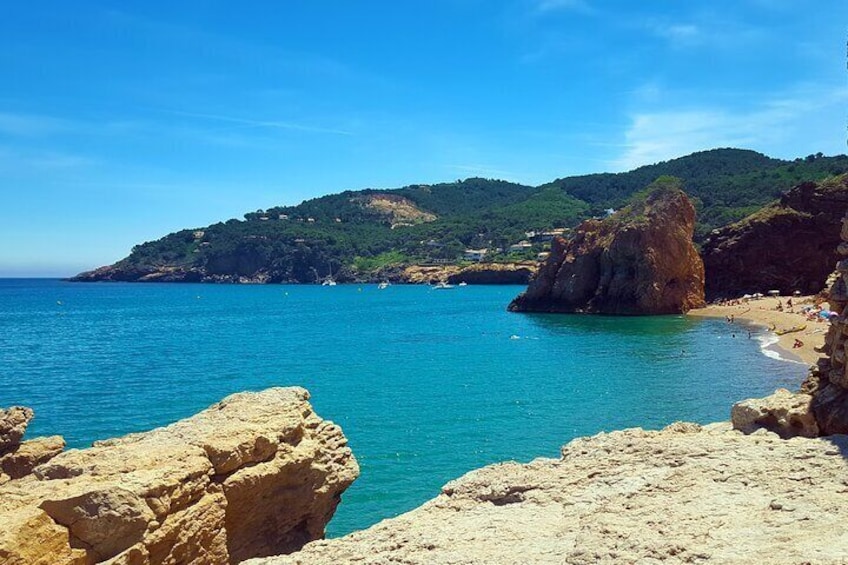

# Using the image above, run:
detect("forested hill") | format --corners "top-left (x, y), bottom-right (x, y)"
top-left (72, 148), bottom-right (848, 284)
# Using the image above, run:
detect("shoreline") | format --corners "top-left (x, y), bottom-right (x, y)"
top-left (687, 295), bottom-right (827, 366)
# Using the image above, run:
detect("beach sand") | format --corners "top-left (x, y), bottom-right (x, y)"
top-left (687, 295), bottom-right (828, 366)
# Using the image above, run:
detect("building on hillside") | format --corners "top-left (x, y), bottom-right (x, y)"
top-left (529, 228), bottom-right (568, 243)
top-left (508, 241), bottom-right (533, 253)
top-left (463, 248), bottom-right (488, 262)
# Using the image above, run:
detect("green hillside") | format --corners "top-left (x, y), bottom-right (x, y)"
top-left (77, 148), bottom-right (848, 283)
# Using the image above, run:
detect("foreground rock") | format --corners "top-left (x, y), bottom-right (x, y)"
top-left (0, 388), bottom-right (358, 564)
top-left (249, 423), bottom-right (848, 565)
top-left (702, 174), bottom-right (848, 300)
top-left (509, 178), bottom-right (705, 314)
top-left (0, 407), bottom-right (34, 451)
top-left (0, 406), bottom-right (65, 483)
top-left (731, 388), bottom-right (818, 438)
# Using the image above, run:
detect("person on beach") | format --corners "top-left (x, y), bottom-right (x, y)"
top-left (793, 338), bottom-right (804, 349)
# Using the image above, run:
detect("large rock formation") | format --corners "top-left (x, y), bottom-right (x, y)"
top-left (509, 179), bottom-right (705, 315)
top-left (799, 204), bottom-right (848, 434)
top-left (0, 388), bottom-right (358, 565)
top-left (248, 423), bottom-right (848, 565)
top-left (702, 174), bottom-right (848, 299)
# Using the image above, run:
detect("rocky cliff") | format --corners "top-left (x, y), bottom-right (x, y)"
top-left (795, 205), bottom-right (848, 434)
top-left (0, 388), bottom-right (358, 565)
top-left (247, 422), bottom-right (848, 565)
top-left (509, 179), bottom-right (705, 315)
top-left (701, 174), bottom-right (848, 299)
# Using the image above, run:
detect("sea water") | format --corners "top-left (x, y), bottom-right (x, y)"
top-left (0, 279), bottom-right (804, 536)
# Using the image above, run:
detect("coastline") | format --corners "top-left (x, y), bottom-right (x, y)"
top-left (687, 295), bottom-right (826, 366)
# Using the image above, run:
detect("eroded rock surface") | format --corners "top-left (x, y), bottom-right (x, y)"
top-left (731, 388), bottom-right (819, 438)
top-left (800, 202), bottom-right (848, 434)
top-left (0, 407), bottom-right (65, 484)
top-left (509, 179), bottom-right (705, 315)
top-left (0, 387), bottom-right (358, 565)
top-left (249, 423), bottom-right (848, 565)
top-left (0, 407), bottom-right (34, 452)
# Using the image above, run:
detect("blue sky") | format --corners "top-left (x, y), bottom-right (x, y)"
top-left (1, 1), bottom-right (846, 276)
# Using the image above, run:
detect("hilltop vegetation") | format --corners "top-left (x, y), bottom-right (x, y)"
top-left (75, 148), bottom-right (848, 283)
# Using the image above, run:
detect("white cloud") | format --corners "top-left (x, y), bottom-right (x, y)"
top-left (611, 86), bottom-right (848, 171)
top-left (167, 110), bottom-right (353, 136)
top-left (535, 0), bottom-right (593, 14)
top-left (640, 15), bottom-right (764, 50)
top-left (652, 23), bottom-right (700, 44)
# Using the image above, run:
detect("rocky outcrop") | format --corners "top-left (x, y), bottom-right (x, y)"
top-left (798, 203), bottom-right (848, 434)
top-left (355, 194), bottom-right (437, 228)
top-left (0, 407), bottom-right (33, 451)
top-left (0, 388), bottom-right (358, 564)
top-left (393, 262), bottom-right (536, 285)
top-left (702, 174), bottom-right (848, 300)
top-left (1, 435), bottom-right (65, 482)
top-left (731, 388), bottom-right (819, 438)
top-left (509, 180), bottom-right (705, 315)
top-left (0, 407), bottom-right (65, 484)
top-left (446, 263), bottom-right (536, 285)
top-left (248, 423), bottom-right (848, 565)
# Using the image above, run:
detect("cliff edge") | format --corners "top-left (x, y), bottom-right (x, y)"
top-left (248, 422), bottom-right (848, 565)
top-left (0, 388), bottom-right (358, 565)
top-left (509, 178), bottom-right (705, 315)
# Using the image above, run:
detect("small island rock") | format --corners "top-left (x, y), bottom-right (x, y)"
top-left (509, 178), bottom-right (705, 315)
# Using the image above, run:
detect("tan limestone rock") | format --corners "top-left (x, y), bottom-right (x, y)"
top-left (731, 388), bottom-right (819, 438)
top-left (249, 424), bottom-right (848, 565)
top-left (0, 387), bottom-right (358, 564)
top-left (0, 435), bottom-right (65, 480)
top-left (0, 406), bottom-right (34, 453)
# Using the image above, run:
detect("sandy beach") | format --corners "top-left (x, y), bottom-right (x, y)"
top-left (687, 295), bottom-right (829, 366)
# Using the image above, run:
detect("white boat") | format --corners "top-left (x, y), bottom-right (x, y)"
top-left (458, 282), bottom-right (468, 287)
top-left (378, 281), bottom-right (390, 290)
top-left (432, 282), bottom-right (455, 290)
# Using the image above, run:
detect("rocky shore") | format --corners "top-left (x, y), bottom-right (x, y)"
top-left (14, 194), bottom-right (848, 563)
top-left (71, 262), bottom-right (537, 286)
top-left (248, 422), bottom-right (848, 565)
top-left (0, 388), bottom-right (357, 564)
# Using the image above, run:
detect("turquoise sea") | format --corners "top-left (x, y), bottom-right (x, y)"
top-left (0, 279), bottom-right (804, 536)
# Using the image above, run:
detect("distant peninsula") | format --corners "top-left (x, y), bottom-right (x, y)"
top-left (71, 149), bottom-right (848, 285)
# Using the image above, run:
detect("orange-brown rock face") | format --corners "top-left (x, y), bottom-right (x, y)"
top-left (509, 183), bottom-right (705, 315)
top-left (0, 388), bottom-right (358, 565)
top-left (702, 175), bottom-right (848, 300)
